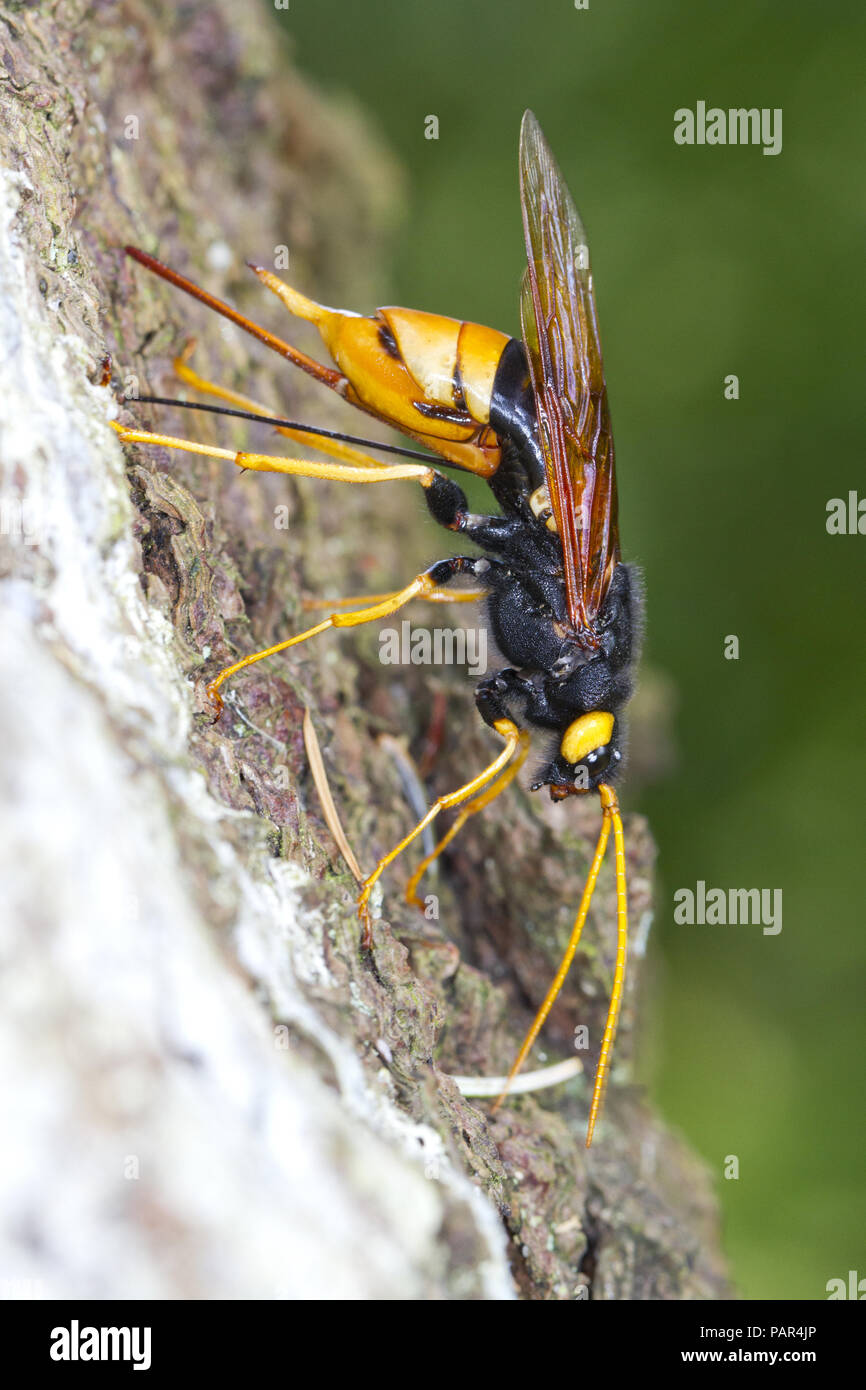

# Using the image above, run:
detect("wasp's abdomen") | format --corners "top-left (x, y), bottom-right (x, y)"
top-left (378, 308), bottom-right (508, 426)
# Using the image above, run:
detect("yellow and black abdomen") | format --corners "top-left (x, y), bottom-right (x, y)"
top-left (328, 304), bottom-right (513, 478)
top-left (256, 270), bottom-right (515, 478)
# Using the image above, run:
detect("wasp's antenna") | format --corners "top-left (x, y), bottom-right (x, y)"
top-left (491, 803), bottom-right (612, 1125)
top-left (585, 784), bottom-right (628, 1147)
top-left (490, 781), bottom-right (627, 1146)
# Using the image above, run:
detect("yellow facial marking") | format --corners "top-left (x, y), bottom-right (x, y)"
top-left (560, 711), bottom-right (614, 766)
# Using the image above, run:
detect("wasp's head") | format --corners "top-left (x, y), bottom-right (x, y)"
top-left (531, 710), bottom-right (622, 800)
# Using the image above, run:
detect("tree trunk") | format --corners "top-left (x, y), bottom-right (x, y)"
top-left (0, 0), bottom-right (730, 1299)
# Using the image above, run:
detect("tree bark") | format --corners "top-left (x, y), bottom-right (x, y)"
top-left (0, 0), bottom-right (730, 1299)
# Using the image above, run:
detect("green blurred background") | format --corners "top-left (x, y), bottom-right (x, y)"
top-left (277, 0), bottom-right (865, 1298)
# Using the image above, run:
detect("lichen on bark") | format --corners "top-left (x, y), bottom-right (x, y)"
top-left (0, 0), bottom-right (729, 1299)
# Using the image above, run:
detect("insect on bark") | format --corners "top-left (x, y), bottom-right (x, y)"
top-left (112, 111), bottom-right (639, 1147)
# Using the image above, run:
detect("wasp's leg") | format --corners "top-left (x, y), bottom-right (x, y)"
top-left (172, 342), bottom-right (384, 470)
top-left (475, 667), bottom-right (564, 730)
top-left (357, 717), bottom-right (525, 948)
top-left (423, 469), bottom-right (530, 553)
top-left (115, 393), bottom-right (519, 544)
top-left (474, 668), bottom-right (540, 729)
top-left (302, 586), bottom-right (488, 612)
top-left (205, 555), bottom-right (490, 713)
top-left (111, 421), bottom-right (434, 486)
top-left (172, 339), bottom-right (273, 413)
top-left (111, 421), bottom-right (522, 527)
top-left (404, 731), bottom-right (530, 909)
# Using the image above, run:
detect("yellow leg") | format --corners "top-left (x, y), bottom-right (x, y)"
top-left (173, 338), bottom-right (273, 414)
top-left (491, 783), bottom-right (627, 1149)
top-left (404, 732), bottom-right (530, 909)
top-left (172, 341), bottom-right (389, 470)
top-left (303, 588), bottom-right (488, 611)
top-left (111, 421), bottom-right (433, 486)
top-left (357, 718), bottom-right (525, 948)
top-left (204, 569), bottom-right (449, 714)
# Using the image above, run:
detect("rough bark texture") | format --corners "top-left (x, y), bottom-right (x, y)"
top-left (0, 0), bottom-right (730, 1299)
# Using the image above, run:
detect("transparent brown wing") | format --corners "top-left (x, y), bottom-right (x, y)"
top-left (519, 111), bottom-right (619, 643)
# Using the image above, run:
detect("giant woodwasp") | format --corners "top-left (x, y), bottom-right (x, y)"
top-left (112, 112), bottom-right (638, 1147)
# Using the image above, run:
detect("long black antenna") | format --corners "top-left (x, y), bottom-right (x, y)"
top-left (134, 395), bottom-right (439, 465)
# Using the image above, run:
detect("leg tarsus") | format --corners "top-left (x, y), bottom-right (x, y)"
top-left (404, 731), bottom-right (530, 909)
top-left (357, 717), bottom-right (525, 939)
top-left (172, 341), bottom-right (391, 470)
top-left (204, 557), bottom-right (490, 715)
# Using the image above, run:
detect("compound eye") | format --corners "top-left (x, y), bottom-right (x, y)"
top-left (584, 745), bottom-right (621, 778)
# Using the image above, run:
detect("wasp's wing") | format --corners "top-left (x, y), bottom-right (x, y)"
top-left (519, 111), bottom-right (619, 641)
